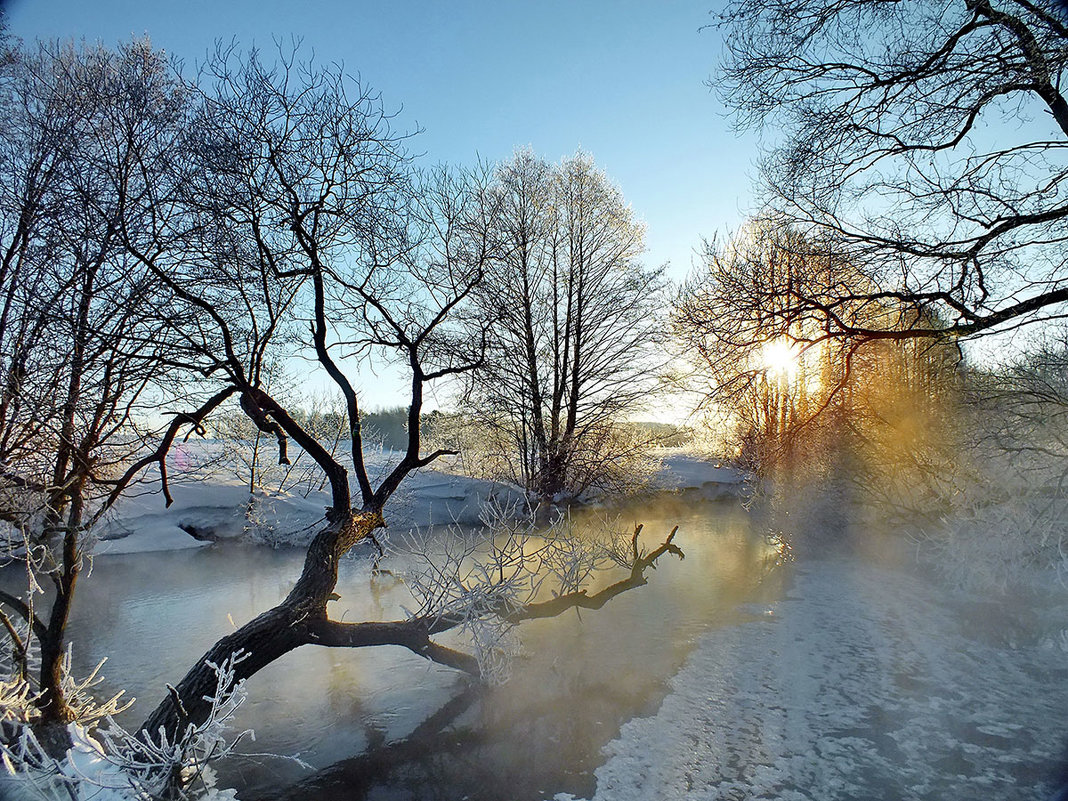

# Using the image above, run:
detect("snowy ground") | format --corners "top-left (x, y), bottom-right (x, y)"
top-left (93, 450), bottom-right (742, 555)
top-left (94, 457), bottom-right (526, 554)
top-left (575, 557), bottom-right (1068, 801)
top-left (648, 453), bottom-right (746, 498)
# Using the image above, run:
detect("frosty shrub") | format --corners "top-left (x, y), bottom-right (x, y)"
top-left (0, 652), bottom-right (251, 801)
top-left (390, 502), bottom-right (640, 684)
top-left (919, 494), bottom-right (1068, 592)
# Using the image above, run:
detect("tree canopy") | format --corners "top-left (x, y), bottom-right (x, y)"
top-left (717, 0), bottom-right (1068, 342)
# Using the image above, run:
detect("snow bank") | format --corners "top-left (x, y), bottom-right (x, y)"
top-left (584, 559), bottom-right (1068, 801)
top-left (95, 521), bottom-right (213, 555)
top-left (387, 472), bottom-right (524, 530)
top-left (93, 450), bottom-right (733, 555)
top-left (0, 723), bottom-right (241, 801)
top-left (647, 454), bottom-right (747, 500)
top-left (96, 479), bottom-right (272, 554)
top-left (95, 467), bottom-right (525, 555)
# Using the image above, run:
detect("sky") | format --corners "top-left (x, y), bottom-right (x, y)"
top-left (3, 0), bottom-right (759, 282)
top-left (2, 0), bottom-right (761, 415)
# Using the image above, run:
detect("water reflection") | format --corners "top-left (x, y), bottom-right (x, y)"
top-left (2, 496), bottom-right (784, 800)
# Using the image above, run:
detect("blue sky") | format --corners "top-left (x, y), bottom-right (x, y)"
top-left (4, 0), bottom-right (759, 414)
top-left (4, 0), bottom-right (759, 282)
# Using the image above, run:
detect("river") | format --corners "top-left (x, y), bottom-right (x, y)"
top-left (45, 493), bottom-right (785, 800)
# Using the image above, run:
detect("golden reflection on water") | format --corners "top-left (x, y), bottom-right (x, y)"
top-left (14, 494), bottom-right (791, 800)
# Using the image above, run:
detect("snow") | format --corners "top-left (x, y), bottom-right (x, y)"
top-left (91, 471), bottom-right (528, 555)
top-left (381, 471), bottom-right (525, 530)
top-left (96, 522), bottom-right (213, 555)
top-left (64, 725), bottom-right (140, 800)
top-left (0, 724), bottom-right (140, 801)
top-left (94, 467), bottom-right (333, 553)
top-left (92, 449), bottom-right (731, 556)
top-left (648, 453), bottom-right (746, 499)
top-left (582, 558), bottom-right (1068, 800)
top-left (0, 723), bottom-right (242, 800)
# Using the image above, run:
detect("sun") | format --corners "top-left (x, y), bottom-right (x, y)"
top-left (760, 338), bottom-right (799, 381)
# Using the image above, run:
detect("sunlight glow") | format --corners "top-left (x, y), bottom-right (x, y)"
top-left (761, 339), bottom-right (799, 381)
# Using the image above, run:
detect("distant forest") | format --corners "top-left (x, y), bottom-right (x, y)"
top-left (253, 407), bottom-right (694, 454)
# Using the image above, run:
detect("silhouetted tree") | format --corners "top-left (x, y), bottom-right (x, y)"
top-left (715, 0), bottom-right (1068, 343)
top-left (467, 150), bottom-right (666, 503)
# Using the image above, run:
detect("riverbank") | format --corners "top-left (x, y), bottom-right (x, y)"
top-left (94, 451), bottom-right (746, 554)
top-left (570, 553), bottom-right (1068, 801)
top-left (8, 462), bottom-right (1068, 800)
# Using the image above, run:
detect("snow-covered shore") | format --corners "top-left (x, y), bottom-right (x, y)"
top-left (648, 454), bottom-right (746, 498)
top-left (574, 557), bottom-right (1068, 801)
top-left (94, 470), bottom-right (526, 554)
top-left (94, 452), bottom-right (745, 555)
top-left (11, 451), bottom-right (1067, 800)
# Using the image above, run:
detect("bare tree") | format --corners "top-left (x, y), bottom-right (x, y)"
top-left (466, 150), bottom-right (667, 504)
top-left (0, 35), bottom-right (688, 800)
top-left (715, 0), bottom-right (1068, 344)
top-left (93, 47), bottom-right (683, 770)
top-left (676, 222), bottom-right (964, 489)
top-left (0, 39), bottom-right (192, 740)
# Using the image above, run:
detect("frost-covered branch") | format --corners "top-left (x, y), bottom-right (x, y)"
top-left (379, 508), bottom-right (684, 683)
top-left (0, 651), bottom-right (251, 801)
top-left (508, 524), bottom-right (683, 622)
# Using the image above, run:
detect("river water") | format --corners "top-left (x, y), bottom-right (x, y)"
top-left (44, 493), bottom-right (786, 800)
top-left (9, 490), bottom-right (1065, 799)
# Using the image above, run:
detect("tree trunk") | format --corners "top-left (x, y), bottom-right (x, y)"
top-left (138, 508), bottom-right (382, 743)
top-left (36, 483), bottom-right (85, 728)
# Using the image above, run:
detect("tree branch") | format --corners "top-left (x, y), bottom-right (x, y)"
top-left (0, 589), bottom-right (48, 645)
top-left (307, 618), bottom-right (480, 674)
top-left (506, 525), bottom-right (683, 623)
top-left (95, 387), bottom-right (237, 516)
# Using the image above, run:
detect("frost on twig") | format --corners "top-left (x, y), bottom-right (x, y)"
top-left (0, 650), bottom-right (253, 800)
top-left (94, 650), bottom-right (251, 798)
top-left (389, 499), bottom-right (682, 684)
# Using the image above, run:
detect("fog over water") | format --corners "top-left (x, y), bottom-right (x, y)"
top-left (41, 495), bottom-right (782, 799)
top-left (6, 489), bottom-right (1066, 800)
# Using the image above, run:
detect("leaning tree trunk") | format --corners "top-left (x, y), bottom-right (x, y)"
top-left (138, 507), bottom-right (685, 748)
top-left (138, 508), bottom-right (382, 743)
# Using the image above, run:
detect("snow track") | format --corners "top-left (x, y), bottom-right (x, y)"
top-left (586, 560), bottom-right (1068, 800)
